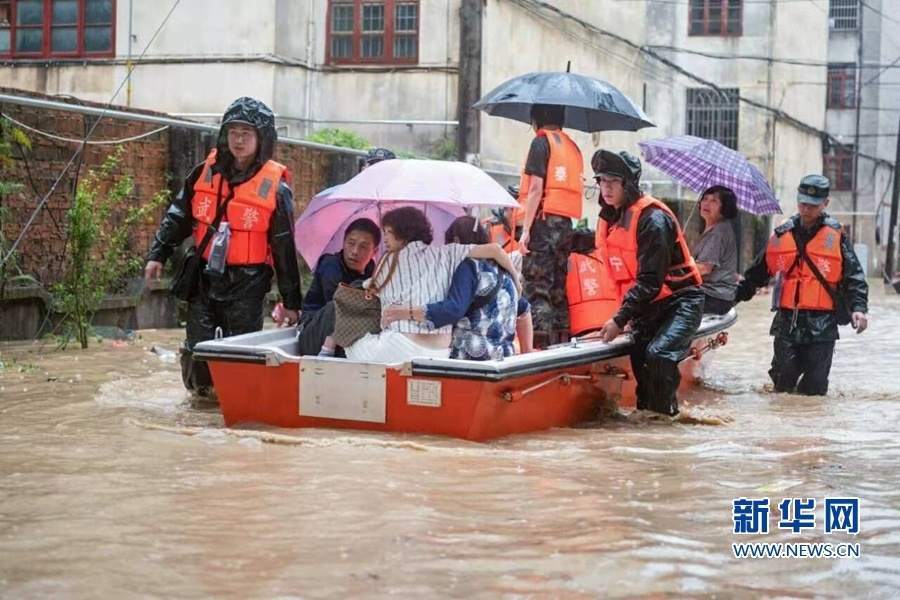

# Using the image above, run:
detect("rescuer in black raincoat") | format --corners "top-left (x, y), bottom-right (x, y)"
top-left (145, 97), bottom-right (303, 398)
top-left (735, 174), bottom-right (869, 395)
top-left (590, 150), bottom-right (705, 416)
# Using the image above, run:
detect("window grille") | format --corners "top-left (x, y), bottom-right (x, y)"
top-left (829, 0), bottom-right (858, 30)
top-left (686, 88), bottom-right (740, 150)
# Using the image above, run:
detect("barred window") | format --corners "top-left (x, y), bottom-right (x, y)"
top-left (827, 64), bottom-right (857, 109)
top-left (824, 145), bottom-right (854, 191)
top-left (686, 88), bottom-right (740, 150)
top-left (829, 0), bottom-right (858, 30)
top-left (689, 0), bottom-right (742, 36)
top-left (326, 0), bottom-right (418, 65)
top-left (0, 0), bottom-right (113, 58)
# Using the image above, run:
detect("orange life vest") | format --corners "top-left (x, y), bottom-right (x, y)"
top-left (566, 248), bottom-right (619, 336)
top-left (764, 223), bottom-right (843, 311)
top-left (486, 220), bottom-right (518, 253)
top-left (515, 129), bottom-right (584, 225)
top-left (603, 195), bottom-right (702, 303)
top-left (191, 150), bottom-right (290, 266)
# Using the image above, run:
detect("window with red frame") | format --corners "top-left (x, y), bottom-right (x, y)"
top-left (327, 0), bottom-right (418, 65)
top-left (0, 0), bottom-right (114, 59)
top-left (824, 145), bottom-right (854, 191)
top-left (689, 0), bottom-right (742, 36)
top-left (827, 64), bottom-right (857, 109)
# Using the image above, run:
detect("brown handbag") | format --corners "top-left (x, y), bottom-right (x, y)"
top-left (332, 251), bottom-right (399, 348)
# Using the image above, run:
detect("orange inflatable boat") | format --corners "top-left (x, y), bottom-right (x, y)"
top-left (193, 311), bottom-right (735, 441)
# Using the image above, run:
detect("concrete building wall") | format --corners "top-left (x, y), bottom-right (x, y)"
top-left (479, 0), bottom-right (651, 224)
top-left (824, 0), bottom-right (900, 273)
top-left (1, 0), bottom-right (892, 264)
top-left (0, 0), bottom-right (460, 155)
top-left (645, 0), bottom-right (827, 209)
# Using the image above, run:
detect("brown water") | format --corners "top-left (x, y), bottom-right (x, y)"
top-left (2, 288), bottom-right (899, 598)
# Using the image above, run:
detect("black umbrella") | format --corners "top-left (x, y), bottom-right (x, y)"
top-left (473, 71), bottom-right (655, 133)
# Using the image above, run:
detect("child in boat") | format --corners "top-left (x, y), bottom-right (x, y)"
top-left (336, 207), bottom-right (521, 363)
top-left (381, 216), bottom-right (533, 360)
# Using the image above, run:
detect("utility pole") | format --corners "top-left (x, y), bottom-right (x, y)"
top-left (885, 117), bottom-right (900, 288)
top-left (850, 1), bottom-right (865, 243)
top-left (456, 0), bottom-right (482, 163)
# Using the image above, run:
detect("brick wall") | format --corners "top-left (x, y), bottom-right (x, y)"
top-left (0, 88), bottom-right (353, 289)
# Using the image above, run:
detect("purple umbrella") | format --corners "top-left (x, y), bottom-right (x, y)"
top-left (294, 159), bottom-right (520, 269)
top-left (638, 135), bottom-right (781, 215)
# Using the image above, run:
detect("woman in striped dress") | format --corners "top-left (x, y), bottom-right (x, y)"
top-left (344, 207), bottom-right (520, 364)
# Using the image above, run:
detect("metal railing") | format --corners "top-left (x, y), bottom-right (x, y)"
top-left (0, 92), bottom-right (367, 157)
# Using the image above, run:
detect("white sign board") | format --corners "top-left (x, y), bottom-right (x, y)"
top-left (407, 379), bottom-right (442, 408)
top-left (299, 359), bottom-right (387, 423)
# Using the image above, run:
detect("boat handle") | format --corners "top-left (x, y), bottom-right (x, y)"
top-left (501, 372), bottom-right (594, 402)
top-left (681, 331), bottom-right (729, 363)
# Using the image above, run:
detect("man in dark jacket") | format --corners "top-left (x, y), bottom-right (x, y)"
top-left (735, 174), bottom-right (869, 395)
top-left (591, 150), bottom-right (705, 416)
top-left (295, 218), bottom-right (379, 356)
top-left (144, 97), bottom-right (302, 397)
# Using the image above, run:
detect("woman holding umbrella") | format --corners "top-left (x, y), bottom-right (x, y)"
top-left (692, 185), bottom-right (739, 315)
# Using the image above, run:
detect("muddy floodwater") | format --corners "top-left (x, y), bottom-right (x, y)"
top-left (1, 287), bottom-right (899, 598)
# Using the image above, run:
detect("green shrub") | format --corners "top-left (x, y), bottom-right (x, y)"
top-left (53, 147), bottom-right (168, 348)
top-left (306, 128), bottom-right (370, 150)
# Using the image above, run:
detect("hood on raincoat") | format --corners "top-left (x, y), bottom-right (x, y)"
top-left (214, 96), bottom-right (278, 176)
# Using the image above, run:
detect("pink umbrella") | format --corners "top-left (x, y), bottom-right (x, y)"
top-left (294, 159), bottom-right (520, 269)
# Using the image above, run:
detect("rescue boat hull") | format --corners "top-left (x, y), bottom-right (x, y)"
top-left (194, 311), bottom-right (736, 442)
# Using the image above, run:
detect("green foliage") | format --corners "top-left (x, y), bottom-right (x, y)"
top-left (53, 146), bottom-right (169, 349)
top-left (306, 128), bottom-right (370, 150)
top-left (428, 135), bottom-right (458, 161)
top-left (0, 118), bottom-right (32, 299)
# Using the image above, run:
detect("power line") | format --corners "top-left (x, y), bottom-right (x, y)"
top-left (508, 0), bottom-right (895, 171)
top-left (863, 53), bottom-right (900, 88)
top-left (860, 0), bottom-right (900, 26)
top-left (1, 0), bottom-right (182, 269)
top-left (647, 45), bottom-right (900, 69)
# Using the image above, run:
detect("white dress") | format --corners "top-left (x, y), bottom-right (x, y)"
top-left (345, 241), bottom-right (475, 363)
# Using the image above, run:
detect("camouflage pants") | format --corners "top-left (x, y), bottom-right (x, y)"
top-left (523, 214), bottom-right (573, 347)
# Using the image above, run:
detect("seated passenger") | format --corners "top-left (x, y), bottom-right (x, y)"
top-left (341, 207), bottom-right (521, 364)
top-left (382, 217), bottom-right (533, 360)
top-left (692, 185), bottom-right (739, 315)
top-left (295, 218), bottom-right (380, 356)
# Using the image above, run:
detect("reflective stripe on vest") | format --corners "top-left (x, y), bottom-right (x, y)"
top-left (566, 249), bottom-right (619, 336)
top-left (603, 195), bottom-right (702, 303)
top-left (191, 149), bottom-right (289, 266)
top-left (764, 225), bottom-right (843, 311)
top-left (515, 128), bottom-right (584, 224)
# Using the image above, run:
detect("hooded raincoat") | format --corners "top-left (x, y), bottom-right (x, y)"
top-left (147, 97), bottom-right (302, 393)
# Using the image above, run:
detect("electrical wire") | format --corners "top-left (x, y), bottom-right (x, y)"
top-left (0, 0), bottom-right (182, 269)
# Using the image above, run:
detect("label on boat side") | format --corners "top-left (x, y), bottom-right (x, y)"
top-left (299, 359), bottom-right (387, 423)
top-left (407, 379), bottom-right (441, 408)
